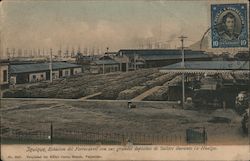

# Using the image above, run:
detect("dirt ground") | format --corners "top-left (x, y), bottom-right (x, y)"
top-left (0, 99), bottom-right (248, 145)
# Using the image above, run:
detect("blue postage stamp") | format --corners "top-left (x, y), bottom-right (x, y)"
top-left (211, 3), bottom-right (248, 48)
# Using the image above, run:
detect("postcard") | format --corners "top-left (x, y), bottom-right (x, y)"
top-left (0, 0), bottom-right (249, 160)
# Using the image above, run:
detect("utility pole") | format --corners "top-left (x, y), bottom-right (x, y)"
top-left (103, 47), bottom-right (109, 74)
top-left (49, 48), bottom-right (53, 83)
top-left (50, 121), bottom-right (53, 144)
top-left (133, 52), bottom-right (137, 71)
top-left (178, 35), bottom-right (187, 108)
top-left (6, 48), bottom-right (10, 59)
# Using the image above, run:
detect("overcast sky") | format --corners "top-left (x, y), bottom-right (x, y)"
top-left (1, 0), bottom-right (214, 56)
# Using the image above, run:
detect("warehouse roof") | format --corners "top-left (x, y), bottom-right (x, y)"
top-left (140, 54), bottom-right (209, 61)
top-left (161, 61), bottom-right (249, 70)
top-left (118, 49), bottom-right (210, 60)
top-left (10, 62), bottom-right (81, 74)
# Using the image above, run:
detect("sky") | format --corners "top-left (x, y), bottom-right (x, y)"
top-left (0, 0), bottom-right (223, 57)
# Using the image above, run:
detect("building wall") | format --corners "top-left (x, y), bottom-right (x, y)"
top-left (90, 64), bottom-right (119, 74)
top-left (10, 66), bottom-right (82, 84)
top-left (73, 68), bottom-right (82, 74)
top-left (90, 66), bottom-right (99, 74)
top-left (52, 70), bottom-right (60, 79)
top-left (98, 64), bottom-right (119, 73)
top-left (62, 69), bottom-right (71, 77)
top-left (0, 64), bottom-right (9, 85)
top-left (29, 72), bottom-right (46, 83)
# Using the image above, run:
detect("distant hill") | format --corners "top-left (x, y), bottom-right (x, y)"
top-left (189, 36), bottom-right (209, 51)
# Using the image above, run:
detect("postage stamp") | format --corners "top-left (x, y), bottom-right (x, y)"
top-left (211, 3), bottom-right (248, 48)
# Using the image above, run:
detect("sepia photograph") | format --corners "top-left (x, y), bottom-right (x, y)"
top-left (0, 0), bottom-right (249, 160)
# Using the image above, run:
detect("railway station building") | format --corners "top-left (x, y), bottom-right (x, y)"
top-left (118, 49), bottom-right (212, 68)
top-left (9, 62), bottom-right (82, 84)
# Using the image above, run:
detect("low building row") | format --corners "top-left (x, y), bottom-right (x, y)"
top-left (2, 49), bottom-right (247, 86)
top-left (76, 49), bottom-right (212, 74)
top-left (0, 61), bottom-right (82, 86)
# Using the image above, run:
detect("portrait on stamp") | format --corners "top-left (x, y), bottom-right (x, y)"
top-left (211, 3), bottom-right (248, 48)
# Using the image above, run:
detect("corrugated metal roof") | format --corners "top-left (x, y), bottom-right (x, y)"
top-left (161, 61), bottom-right (249, 70)
top-left (10, 62), bottom-right (81, 74)
top-left (119, 49), bottom-right (209, 60)
top-left (141, 54), bottom-right (209, 60)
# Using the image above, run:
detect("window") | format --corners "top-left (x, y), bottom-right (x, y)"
top-left (75, 70), bottom-right (77, 74)
top-left (52, 73), bottom-right (56, 79)
top-left (40, 74), bottom-right (44, 80)
top-left (32, 75), bottom-right (36, 79)
top-left (3, 70), bottom-right (7, 82)
top-left (65, 70), bottom-right (69, 76)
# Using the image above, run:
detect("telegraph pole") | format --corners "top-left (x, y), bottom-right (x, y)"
top-left (103, 47), bottom-right (109, 74)
top-left (49, 48), bottom-right (53, 83)
top-left (6, 48), bottom-right (10, 59)
top-left (178, 35), bottom-right (187, 108)
top-left (134, 52), bottom-right (136, 71)
top-left (50, 121), bottom-right (53, 144)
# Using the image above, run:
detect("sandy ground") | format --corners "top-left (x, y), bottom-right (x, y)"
top-left (0, 99), bottom-right (248, 145)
